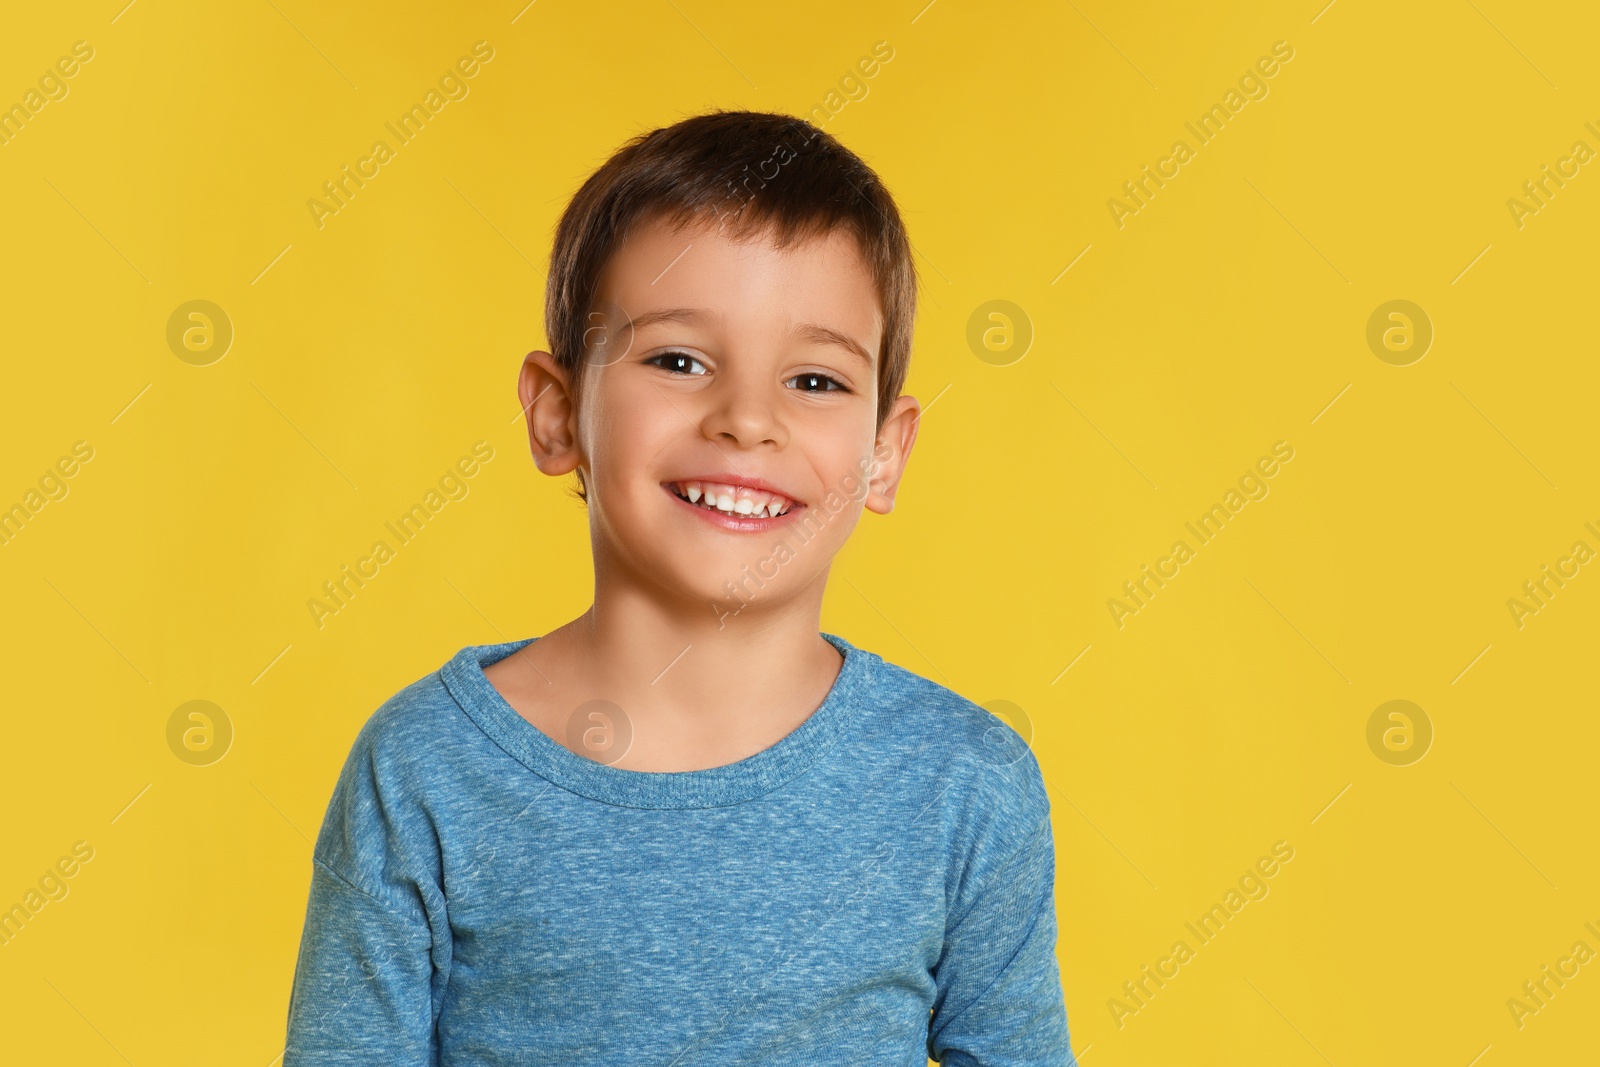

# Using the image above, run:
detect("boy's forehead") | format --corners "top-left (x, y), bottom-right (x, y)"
top-left (595, 214), bottom-right (884, 340)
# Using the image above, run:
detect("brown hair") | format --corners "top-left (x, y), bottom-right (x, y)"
top-left (543, 109), bottom-right (918, 503)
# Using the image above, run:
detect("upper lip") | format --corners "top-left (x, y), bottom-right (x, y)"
top-left (662, 473), bottom-right (804, 507)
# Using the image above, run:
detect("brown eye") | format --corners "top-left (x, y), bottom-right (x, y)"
top-left (647, 351), bottom-right (706, 375)
top-left (788, 372), bottom-right (848, 393)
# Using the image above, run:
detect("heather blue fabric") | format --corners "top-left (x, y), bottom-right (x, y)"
top-left (283, 631), bottom-right (1073, 1065)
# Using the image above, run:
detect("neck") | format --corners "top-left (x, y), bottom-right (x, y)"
top-left (537, 557), bottom-right (839, 728)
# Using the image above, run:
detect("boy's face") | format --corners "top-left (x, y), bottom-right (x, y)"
top-left (519, 212), bottom-right (919, 618)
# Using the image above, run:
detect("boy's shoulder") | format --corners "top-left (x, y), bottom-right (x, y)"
top-left (861, 648), bottom-right (1023, 739)
top-left (854, 646), bottom-right (1051, 815)
top-left (332, 649), bottom-right (488, 790)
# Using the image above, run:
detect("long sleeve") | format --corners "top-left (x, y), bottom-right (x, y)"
top-left (927, 759), bottom-right (1073, 1065)
top-left (283, 704), bottom-right (451, 1065)
top-left (284, 859), bottom-right (439, 1065)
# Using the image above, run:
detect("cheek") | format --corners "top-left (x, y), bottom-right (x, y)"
top-left (588, 384), bottom-right (675, 477)
top-left (821, 429), bottom-right (879, 494)
top-left (803, 446), bottom-right (870, 511)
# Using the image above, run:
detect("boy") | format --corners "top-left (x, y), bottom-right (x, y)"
top-left (284, 109), bottom-right (1072, 1064)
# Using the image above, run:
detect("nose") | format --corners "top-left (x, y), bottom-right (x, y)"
top-left (698, 366), bottom-right (786, 450)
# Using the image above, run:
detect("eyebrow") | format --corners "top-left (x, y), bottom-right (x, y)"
top-left (626, 306), bottom-right (873, 369)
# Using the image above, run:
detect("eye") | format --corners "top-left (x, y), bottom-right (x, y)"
top-left (788, 372), bottom-right (850, 393)
top-left (646, 350), bottom-right (707, 376)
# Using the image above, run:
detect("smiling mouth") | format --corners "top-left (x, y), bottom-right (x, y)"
top-left (663, 480), bottom-right (800, 519)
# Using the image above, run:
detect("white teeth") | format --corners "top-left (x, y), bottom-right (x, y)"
top-left (672, 480), bottom-right (794, 518)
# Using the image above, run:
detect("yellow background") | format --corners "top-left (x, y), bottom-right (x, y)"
top-left (2, 0), bottom-right (1597, 1063)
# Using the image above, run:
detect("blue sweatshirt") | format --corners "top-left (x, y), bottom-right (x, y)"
top-left (283, 631), bottom-right (1073, 1065)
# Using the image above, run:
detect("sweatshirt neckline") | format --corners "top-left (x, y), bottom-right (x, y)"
top-left (440, 631), bottom-right (872, 810)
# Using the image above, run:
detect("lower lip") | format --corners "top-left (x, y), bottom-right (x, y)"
top-left (662, 483), bottom-right (805, 532)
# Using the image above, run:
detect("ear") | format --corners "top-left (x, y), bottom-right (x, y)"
top-left (863, 394), bottom-right (921, 516)
top-left (517, 350), bottom-right (582, 476)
